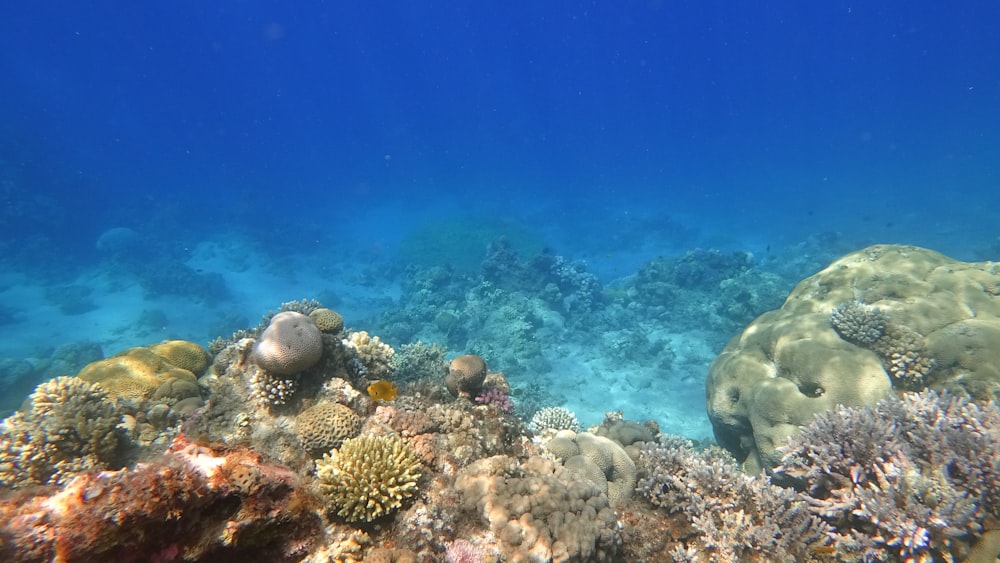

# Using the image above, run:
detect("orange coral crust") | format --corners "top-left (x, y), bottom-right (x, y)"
top-left (0, 435), bottom-right (322, 563)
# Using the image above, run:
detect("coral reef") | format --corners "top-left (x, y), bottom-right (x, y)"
top-left (252, 311), bottom-right (324, 376)
top-left (455, 455), bottom-right (622, 561)
top-left (308, 307), bottom-right (344, 333)
top-left (0, 376), bottom-right (128, 488)
top-left (544, 430), bottom-right (638, 505)
top-left (294, 402), bottom-right (362, 456)
top-left (76, 341), bottom-right (206, 401)
top-left (775, 390), bottom-right (1000, 563)
top-left (529, 405), bottom-right (581, 434)
top-left (0, 435), bottom-right (322, 562)
top-left (315, 434), bottom-right (422, 523)
top-left (446, 354), bottom-right (488, 398)
top-left (390, 341), bottom-right (448, 383)
top-left (707, 244), bottom-right (1000, 473)
top-left (636, 439), bottom-right (836, 562)
top-left (343, 330), bottom-right (395, 380)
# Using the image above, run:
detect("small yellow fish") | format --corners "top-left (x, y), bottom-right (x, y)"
top-left (367, 380), bottom-right (398, 402)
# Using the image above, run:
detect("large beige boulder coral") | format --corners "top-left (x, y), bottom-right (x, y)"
top-left (707, 244), bottom-right (1000, 474)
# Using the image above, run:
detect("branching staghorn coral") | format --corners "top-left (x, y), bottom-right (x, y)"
top-left (776, 391), bottom-right (1000, 563)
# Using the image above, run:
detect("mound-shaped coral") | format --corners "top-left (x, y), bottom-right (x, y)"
top-left (252, 311), bottom-right (324, 376)
top-left (295, 402), bottom-right (361, 456)
top-left (446, 354), bottom-right (487, 398)
top-left (315, 434), bottom-right (422, 522)
top-left (0, 376), bottom-right (127, 487)
top-left (456, 454), bottom-right (622, 561)
top-left (544, 430), bottom-right (637, 504)
top-left (147, 339), bottom-right (211, 373)
top-left (707, 244), bottom-right (1000, 473)
top-left (309, 307), bottom-right (344, 333)
top-left (77, 345), bottom-right (201, 401)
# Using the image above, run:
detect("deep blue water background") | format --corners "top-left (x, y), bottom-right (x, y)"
top-left (1, 2), bottom-right (1000, 429)
top-left (4, 1), bottom-right (999, 262)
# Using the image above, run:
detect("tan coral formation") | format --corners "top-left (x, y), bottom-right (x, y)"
top-left (295, 402), bottom-right (362, 456)
top-left (446, 354), bottom-right (488, 398)
top-left (77, 344), bottom-right (203, 401)
top-left (544, 430), bottom-right (638, 504)
top-left (707, 244), bottom-right (1000, 473)
top-left (309, 307), bottom-right (344, 333)
top-left (456, 454), bottom-right (622, 561)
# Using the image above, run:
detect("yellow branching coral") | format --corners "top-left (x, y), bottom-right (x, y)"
top-left (315, 434), bottom-right (421, 522)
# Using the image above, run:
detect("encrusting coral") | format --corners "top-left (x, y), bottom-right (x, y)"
top-left (455, 454), bottom-right (622, 561)
top-left (315, 433), bottom-right (422, 523)
top-left (0, 434), bottom-right (323, 562)
top-left (544, 430), bottom-right (638, 505)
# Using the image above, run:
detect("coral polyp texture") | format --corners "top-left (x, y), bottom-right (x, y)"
top-left (707, 244), bottom-right (1000, 473)
top-left (774, 391), bottom-right (1000, 563)
top-left (315, 434), bottom-right (422, 522)
top-left (0, 435), bottom-right (322, 563)
top-left (252, 311), bottom-right (324, 375)
top-left (294, 401), bottom-right (362, 456)
top-left (308, 307), bottom-right (344, 333)
top-left (76, 342), bottom-right (205, 401)
top-left (455, 454), bottom-right (622, 561)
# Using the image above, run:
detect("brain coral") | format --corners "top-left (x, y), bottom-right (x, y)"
top-left (77, 345), bottom-right (199, 401)
top-left (707, 244), bottom-right (1000, 474)
top-left (315, 434), bottom-right (421, 522)
top-left (295, 402), bottom-right (362, 456)
top-left (147, 340), bottom-right (211, 374)
top-left (445, 354), bottom-right (488, 398)
top-left (0, 376), bottom-right (125, 487)
top-left (252, 311), bottom-right (324, 376)
top-left (308, 308), bottom-right (344, 333)
top-left (544, 430), bottom-right (637, 504)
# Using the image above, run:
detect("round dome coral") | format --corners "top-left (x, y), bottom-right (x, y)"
top-left (251, 311), bottom-right (323, 376)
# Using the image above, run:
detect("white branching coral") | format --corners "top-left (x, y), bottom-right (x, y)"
top-left (343, 331), bottom-right (395, 379)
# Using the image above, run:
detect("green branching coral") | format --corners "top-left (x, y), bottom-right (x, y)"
top-left (315, 434), bottom-right (422, 522)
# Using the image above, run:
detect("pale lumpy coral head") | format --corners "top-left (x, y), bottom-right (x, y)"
top-left (707, 244), bottom-right (1000, 474)
top-left (251, 311), bottom-right (323, 375)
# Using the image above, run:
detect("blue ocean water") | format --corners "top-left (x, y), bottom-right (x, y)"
top-left (1, 2), bottom-right (998, 433)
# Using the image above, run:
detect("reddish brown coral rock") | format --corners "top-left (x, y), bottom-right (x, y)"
top-left (0, 435), bottom-right (322, 563)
